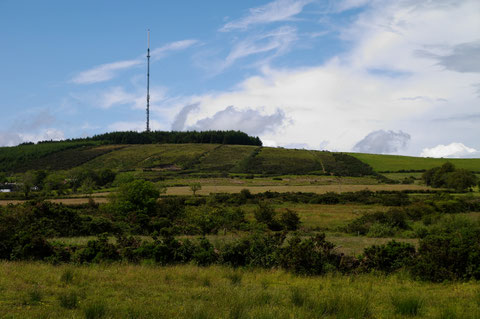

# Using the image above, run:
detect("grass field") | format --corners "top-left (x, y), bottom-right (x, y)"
top-left (78, 144), bottom-right (218, 171)
top-left (0, 184), bottom-right (432, 206)
top-left (349, 153), bottom-right (480, 172)
top-left (1, 262), bottom-right (480, 319)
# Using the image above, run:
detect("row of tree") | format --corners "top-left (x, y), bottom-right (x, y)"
top-left (40, 130), bottom-right (263, 146)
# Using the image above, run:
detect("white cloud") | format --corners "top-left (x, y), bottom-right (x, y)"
top-left (99, 86), bottom-right (138, 109)
top-left (150, 40), bottom-right (198, 61)
top-left (107, 120), bottom-right (164, 132)
top-left (72, 60), bottom-right (141, 84)
top-left (333, 0), bottom-right (371, 12)
top-left (421, 143), bottom-right (479, 158)
top-left (223, 26), bottom-right (297, 69)
top-left (220, 0), bottom-right (312, 32)
top-left (353, 130), bottom-right (411, 154)
top-left (0, 128), bottom-right (65, 146)
top-left (164, 0), bottom-right (480, 154)
top-left (71, 40), bottom-right (197, 84)
top-left (98, 86), bottom-right (167, 110)
top-left (188, 106), bottom-right (287, 135)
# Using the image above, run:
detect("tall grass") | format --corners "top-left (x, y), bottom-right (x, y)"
top-left (2, 262), bottom-right (480, 318)
top-left (391, 292), bottom-right (423, 316)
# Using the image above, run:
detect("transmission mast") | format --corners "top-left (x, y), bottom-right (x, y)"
top-left (146, 29), bottom-right (151, 132)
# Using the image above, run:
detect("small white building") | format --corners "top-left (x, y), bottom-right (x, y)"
top-left (0, 189), bottom-right (11, 193)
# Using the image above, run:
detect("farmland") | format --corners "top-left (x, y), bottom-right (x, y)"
top-left (2, 138), bottom-right (480, 318)
top-left (349, 153), bottom-right (480, 173)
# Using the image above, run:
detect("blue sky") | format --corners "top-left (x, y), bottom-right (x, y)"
top-left (1, 0), bottom-right (480, 158)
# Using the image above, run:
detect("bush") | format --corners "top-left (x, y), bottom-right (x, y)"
top-left (279, 209), bottom-right (301, 231)
top-left (253, 202), bottom-right (282, 231)
top-left (277, 233), bottom-right (337, 275)
top-left (366, 223), bottom-right (395, 238)
top-left (220, 233), bottom-right (285, 268)
top-left (412, 216), bottom-right (480, 282)
top-left (192, 238), bottom-right (218, 266)
top-left (74, 234), bottom-right (120, 263)
top-left (362, 240), bottom-right (416, 273)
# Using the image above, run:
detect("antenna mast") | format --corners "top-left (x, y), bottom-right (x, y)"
top-left (146, 29), bottom-right (151, 132)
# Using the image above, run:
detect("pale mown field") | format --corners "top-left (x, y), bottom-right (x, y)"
top-left (0, 183), bottom-right (432, 206)
top-left (1, 262), bottom-right (480, 319)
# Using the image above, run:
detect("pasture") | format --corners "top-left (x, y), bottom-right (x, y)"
top-left (1, 262), bottom-right (480, 318)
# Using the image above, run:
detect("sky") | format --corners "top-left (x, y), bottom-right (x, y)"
top-left (1, 0), bottom-right (479, 158)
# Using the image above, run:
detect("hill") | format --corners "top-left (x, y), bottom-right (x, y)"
top-left (349, 153), bottom-right (480, 173)
top-left (0, 143), bottom-right (374, 177)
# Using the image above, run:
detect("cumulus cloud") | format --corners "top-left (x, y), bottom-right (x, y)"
top-left (71, 40), bottom-right (197, 84)
top-left (188, 106), bottom-right (286, 135)
top-left (421, 142), bottom-right (479, 158)
top-left (353, 130), bottom-right (411, 154)
top-left (0, 132), bottom-right (24, 147)
top-left (0, 128), bottom-right (65, 147)
top-left (220, 0), bottom-right (311, 32)
top-left (171, 103), bottom-right (199, 131)
top-left (176, 0), bottom-right (480, 153)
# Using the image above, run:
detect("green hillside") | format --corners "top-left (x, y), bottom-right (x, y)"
top-left (349, 153), bottom-right (480, 172)
top-left (0, 143), bottom-right (372, 177)
top-left (2, 139), bottom-right (480, 177)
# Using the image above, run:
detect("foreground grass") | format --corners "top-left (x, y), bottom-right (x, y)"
top-left (1, 262), bottom-right (480, 318)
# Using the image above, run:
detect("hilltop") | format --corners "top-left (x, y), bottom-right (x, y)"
top-left (1, 131), bottom-right (479, 178)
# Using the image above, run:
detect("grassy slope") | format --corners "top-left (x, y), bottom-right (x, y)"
top-left (4, 142), bottom-right (480, 175)
top-left (240, 147), bottom-right (330, 175)
top-left (0, 141), bottom-right (101, 172)
top-left (79, 144), bottom-right (217, 171)
top-left (2, 262), bottom-right (479, 319)
top-left (349, 153), bottom-right (480, 172)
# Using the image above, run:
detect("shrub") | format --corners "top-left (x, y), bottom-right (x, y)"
top-left (220, 233), bottom-right (285, 268)
top-left (110, 179), bottom-right (160, 216)
top-left (362, 240), bottom-right (416, 273)
top-left (366, 223), bottom-right (395, 237)
top-left (277, 233), bottom-right (337, 275)
top-left (279, 209), bottom-right (301, 231)
top-left (253, 202), bottom-right (282, 231)
top-left (192, 238), bottom-right (218, 266)
top-left (412, 216), bottom-right (480, 282)
top-left (74, 234), bottom-right (120, 263)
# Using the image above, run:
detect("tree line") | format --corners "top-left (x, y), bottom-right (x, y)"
top-left (47, 130), bottom-right (263, 146)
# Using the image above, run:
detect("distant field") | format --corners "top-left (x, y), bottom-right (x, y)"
top-left (164, 184), bottom-right (431, 196)
top-left (349, 153), bottom-right (480, 172)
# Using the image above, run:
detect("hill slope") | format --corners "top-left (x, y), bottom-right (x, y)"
top-left (349, 153), bottom-right (480, 173)
top-left (0, 143), bottom-right (373, 177)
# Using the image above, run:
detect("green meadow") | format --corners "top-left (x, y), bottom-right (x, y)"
top-left (2, 262), bottom-right (480, 319)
